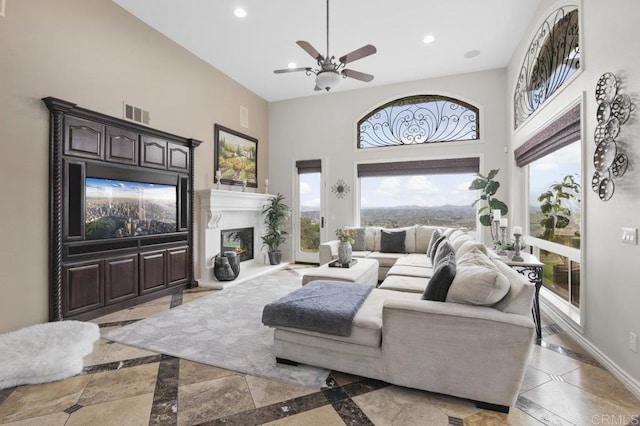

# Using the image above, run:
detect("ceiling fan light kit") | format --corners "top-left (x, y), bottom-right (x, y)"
top-left (273, 0), bottom-right (377, 92)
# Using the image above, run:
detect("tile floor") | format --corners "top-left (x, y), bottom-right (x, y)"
top-left (0, 266), bottom-right (638, 425)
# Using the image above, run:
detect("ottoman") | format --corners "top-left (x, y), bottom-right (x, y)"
top-left (302, 258), bottom-right (379, 286)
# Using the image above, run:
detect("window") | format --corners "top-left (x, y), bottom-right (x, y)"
top-left (513, 6), bottom-right (580, 129)
top-left (357, 95), bottom-right (479, 149)
top-left (358, 158), bottom-right (478, 229)
top-left (515, 103), bottom-right (582, 311)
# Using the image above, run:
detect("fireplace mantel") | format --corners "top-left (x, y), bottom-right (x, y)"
top-left (196, 189), bottom-right (284, 288)
top-left (197, 190), bottom-right (272, 229)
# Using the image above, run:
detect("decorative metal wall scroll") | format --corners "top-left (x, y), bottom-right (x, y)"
top-left (514, 6), bottom-right (580, 129)
top-left (592, 72), bottom-right (631, 201)
top-left (331, 179), bottom-right (351, 199)
top-left (357, 95), bottom-right (479, 149)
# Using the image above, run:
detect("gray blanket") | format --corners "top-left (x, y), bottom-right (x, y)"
top-left (262, 281), bottom-right (375, 337)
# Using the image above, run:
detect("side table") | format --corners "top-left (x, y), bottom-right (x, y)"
top-left (498, 252), bottom-right (544, 340)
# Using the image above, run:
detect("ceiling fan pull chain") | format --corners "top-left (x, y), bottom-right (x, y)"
top-left (326, 0), bottom-right (330, 59)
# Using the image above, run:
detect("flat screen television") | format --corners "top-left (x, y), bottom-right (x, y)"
top-left (85, 177), bottom-right (177, 240)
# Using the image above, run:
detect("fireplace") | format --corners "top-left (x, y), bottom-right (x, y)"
top-left (220, 227), bottom-right (254, 262)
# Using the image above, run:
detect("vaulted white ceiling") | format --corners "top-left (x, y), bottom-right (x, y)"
top-left (113, 0), bottom-right (541, 102)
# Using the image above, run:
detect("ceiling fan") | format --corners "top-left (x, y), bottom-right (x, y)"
top-left (273, 0), bottom-right (377, 92)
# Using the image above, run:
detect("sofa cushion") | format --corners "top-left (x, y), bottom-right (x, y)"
top-left (448, 229), bottom-right (465, 243)
top-left (426, 229), bottom-right (442, 257)
top-left (433, 239), bottom-right (455, 265)
top-left (442, 227), bottom-right (456, 238)
top-left (387, 264), bottom-right (433, 279)
top-left (346, 227), bottom-right (366, 251)
top-left (352, 251), bottom-right (372, 259)
top-left (367, 252), bottom-right (407, 268)
top-left (450, 234), bottom-right (472, 253)
top-left (365, 227), bottom-right (379, 251)
top-left (492, 260), bottom-right (536, 316)
top-left (430, 235), bottom-right (448, 264)
top-left (380, 230), bottom-right (406, 253)
top-left (277, 289), bottom-right (419, 347)
top-left (456, 239), bottom-right (489, 258)
top-left (422, 253), bottom-right (457, 301)
top-left (395, 253), bottom-right (432, 268)
top-left (416, 225), bottom-right (439, 253)
top-left (446, 248), bottom-right (510, 306)
top-left (378, 275), bottom-right (427, 293)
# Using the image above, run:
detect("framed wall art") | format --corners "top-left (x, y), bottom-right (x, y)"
top-left (214, 124), bottom-right (258, 188)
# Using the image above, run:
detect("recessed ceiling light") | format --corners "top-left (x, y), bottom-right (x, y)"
top-left (287, 62), bottom-right (297, 69)
top-left (464, 49), bottom-right (481, 59)
top-left (423, 34), bottom-right (436, 44)
top-left (234, 8), bottom-right (247, 18)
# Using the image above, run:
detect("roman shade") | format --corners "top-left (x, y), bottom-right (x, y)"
top-left (296, 159), bottom-right (322, 174)
top-left (514, 103), bottom-right (581, 167)
top-left (357, 157), bottom-right (480, 178)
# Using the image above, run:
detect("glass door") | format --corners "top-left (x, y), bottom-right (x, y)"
top-left (295, 159), bottom-right (326, 263)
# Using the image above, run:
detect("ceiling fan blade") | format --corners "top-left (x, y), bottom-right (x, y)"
top-left (339, 44), bottom-right (377, 64)
top-left (273, 67), bottom-right (312, 74)
top-left (314, 85), bottom-right (322, 91)
top-left (297, 40), bottom-right (324, 61)
top-left (342, 69), bottom-right (374, 82)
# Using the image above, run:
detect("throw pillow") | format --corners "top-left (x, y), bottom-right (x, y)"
top-left (450, 234), bottom-right (472, 253)
top-left (456, 240), bottom-right (489, 258)
top-left (426, 229), bottom-right (443, 257)
top-left (380, 230), bottom-right (406, 253)
top-left (446, 247), bottom-right (510, 306)
top-left (422, 253), bottom-right (457, 301)
top-left (433, 239), bottom-right (455, 265)
top-left (430, 235), bottom-right (448, 265)
top-left (348, 227), bottom-right (366, 251)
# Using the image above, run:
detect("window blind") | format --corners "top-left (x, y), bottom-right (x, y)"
top-left (295, 159), bottom-right (321, 174)
top-left (357, 157), bottom-right (479, 178)
top-left (514, 103), bottom-right (581, 167)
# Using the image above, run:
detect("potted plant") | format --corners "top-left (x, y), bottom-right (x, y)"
top-left (261, 193), bottom-right (291, 265)
top-left (469, 169), bottom-right (508, 242)
top-left (335, 228), bottom-right (357, 265)
top-left (537, 174), bottom-right (580, 242)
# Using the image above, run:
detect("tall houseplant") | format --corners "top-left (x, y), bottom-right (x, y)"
top-left (261, 193), bottom-right (291, 265)
top-left (537, 174), bottom-right (580, 242)
top-left (469, 169), bottom-right (508, 242)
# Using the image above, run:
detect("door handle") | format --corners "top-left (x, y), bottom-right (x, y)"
top-left (321, 217), bottom-right (325, 228)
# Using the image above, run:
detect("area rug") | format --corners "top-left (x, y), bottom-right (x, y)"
top-left (104, 275), bottom-right (330, 388)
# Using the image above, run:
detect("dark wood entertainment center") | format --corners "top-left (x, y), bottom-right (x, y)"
top-left (44, 97), bottom-right (201, 321)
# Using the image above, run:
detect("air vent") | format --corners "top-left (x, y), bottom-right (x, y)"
top-left (240, 106), bottom-right (249, 128)
top-left (123, 102), bottom-right (150, 125)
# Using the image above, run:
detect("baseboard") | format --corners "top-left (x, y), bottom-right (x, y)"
top-left (540, 298), bottom-right (640, 400)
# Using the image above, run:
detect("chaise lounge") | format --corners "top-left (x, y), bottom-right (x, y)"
top-left (264, 227), bottom-right (536, 412)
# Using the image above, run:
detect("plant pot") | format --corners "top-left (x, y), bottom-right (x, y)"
top-left (213, 255), bottom-right (236, 281)
top-left (268, 251), bottom-right (282, 265)
top-left (337, 241), bottom-right (352, 265)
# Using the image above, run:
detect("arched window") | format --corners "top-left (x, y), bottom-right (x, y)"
top-left (357, 95), bottom-right (479, 149)
top-left (513, 6), bottom-right (580, 129)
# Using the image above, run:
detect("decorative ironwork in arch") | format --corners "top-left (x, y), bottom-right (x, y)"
top-left (514, 6), bottom-right (580, 129)
top-left (357, 95), bottom-right (479, 149)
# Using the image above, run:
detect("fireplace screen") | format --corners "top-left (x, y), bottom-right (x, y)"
top-left (220, 227), bottom-right (254, 262)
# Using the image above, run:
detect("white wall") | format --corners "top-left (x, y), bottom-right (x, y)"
top-left (269, 68), bottom-right (510, 259)
top-left (506, 0), bottom-right (640, 385)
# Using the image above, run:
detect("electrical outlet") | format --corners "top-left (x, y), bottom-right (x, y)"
top-left (622, 227), bottom-right (637, 245)
top-left (630, 332), bottom-right (638, 353)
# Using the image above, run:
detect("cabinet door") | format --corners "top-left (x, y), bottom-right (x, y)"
top-left (105, 254), bottom-right (138, 304)
top-left (139, 250), bottom-right (166, 294)
top-left (63, 259), bottom-right (104, 316)
top-left (167, 246), bottom-right (189, 285)
top-left (106, 126), bottom-right (138, 165)
top-left (65, 116), bottom-right (104, 159)
top-left (168, 143), bottom-right (189, 172)
top-left (140, 136), bottom-right (167, 169)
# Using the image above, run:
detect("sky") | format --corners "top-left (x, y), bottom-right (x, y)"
top-left (299, 141), bottom-right (580, 211)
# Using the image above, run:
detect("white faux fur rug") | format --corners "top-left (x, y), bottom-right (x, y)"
top-left (0, 320), bottom-right (100, 389)
top-left (105, 275), bottom-right (330, 388)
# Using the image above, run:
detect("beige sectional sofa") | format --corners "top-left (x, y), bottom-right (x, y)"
top-left (270, 226), bottom-right (536, 411)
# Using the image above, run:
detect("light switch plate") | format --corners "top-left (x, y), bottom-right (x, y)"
top-left (622, 227), bottom-right (637, 245)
